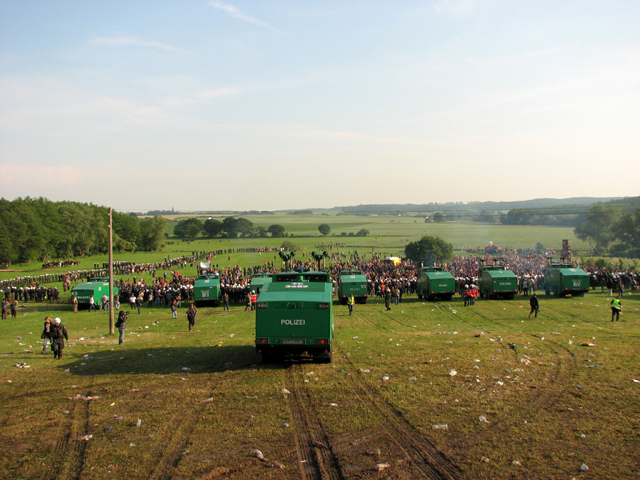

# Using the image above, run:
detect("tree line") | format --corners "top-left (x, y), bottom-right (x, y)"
top-left (173, 217), bottom-right (287, 239)
top-left (0, 197), bottom-right (166, 265)
top-left (574, 204), bottom-right (640, 258)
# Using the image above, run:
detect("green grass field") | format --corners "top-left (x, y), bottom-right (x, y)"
top-left (1, 291), bottom-right (638, 479)
top-left (1, 215), bottom-right (592, 284)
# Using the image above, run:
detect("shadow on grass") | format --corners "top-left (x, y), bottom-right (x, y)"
top-left (60, 344), bottom-right (330, 376)
top-left (60, 345), bottom-right (276, 376)
top-left (12, 303), bottom-right (72, 313)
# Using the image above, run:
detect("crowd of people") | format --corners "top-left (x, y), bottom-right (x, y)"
top-left (2, 248), bottom-right (639, 317)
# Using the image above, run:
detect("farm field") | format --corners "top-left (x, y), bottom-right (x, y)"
top-left (0, 216), bottom-right (592, 284)
top-left (1, 291), bottom-right (639, 479)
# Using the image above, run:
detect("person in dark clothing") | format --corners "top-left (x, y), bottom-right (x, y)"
top-left (186, 303), bottom-right (197, 331)
top-left (41, 316), bottom-right (52, 354)
top-left (223, 292), bottom-right (230, 311)
top-left (115, 310), bottom-right (128, 344)
top-left (528, 294), bottom-right (540, 319)
top-left (384, 288), bottom-right (391, 311)
top-left (50, 317), bottom-right (69, 360)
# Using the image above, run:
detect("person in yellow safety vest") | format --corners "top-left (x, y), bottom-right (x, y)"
top-left (347, 294), bottom-right (355, 316)
top-left (610, 296), bottom-right (622, 322)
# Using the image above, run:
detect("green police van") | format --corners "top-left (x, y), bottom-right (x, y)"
top-left (71, 277), bottom-right (118, 308)
top-left (255, 271), bottom-right (334, 363)
top-left (193, 273), bottom-right (222, 307)
top-left (416, 266), bottom-right (456, 301)
top-left (478, 265), bottom-right (518, 300)
top-left (249, 272), bottom-right (272, 294)
top-left (544, 263), bottom-right (590, 297)
top-left (337, 269), bottom-right (368, 304)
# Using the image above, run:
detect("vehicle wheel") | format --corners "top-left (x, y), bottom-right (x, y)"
top-left (260, 352), bottom-right (272, 364)
top-left (506, 294), bottom-right (515, 300)
top-left (314, 351), bottom-right (332, 363)
top-left (576, 292), bottom-right (585, 297)
top-left (545, 289), bottom-right (550, 296)
top-left (361, 298), bottom-right (367, 304)
top-left (417, 293), bottom-right (423, 300)
top-left (446, 295), bottom-right (453, 301)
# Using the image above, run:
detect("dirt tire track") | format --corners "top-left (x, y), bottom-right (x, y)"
top-left (43, 379), bottom-right (95, 480)
top-left (286, 363), bottom-right (344, 480)
top-left (449, 308), bottom-right (578, 451)
top-left (339, 353), bottom-right (464, 480)
top-left (147, 351), bottom-right (244, 480)
top-left (146, 407), bottom-right (204, 480)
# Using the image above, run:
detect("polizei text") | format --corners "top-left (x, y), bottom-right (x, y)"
top-left (281, 319), bottom-right (306, 325)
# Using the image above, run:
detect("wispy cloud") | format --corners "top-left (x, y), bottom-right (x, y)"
top-left (89, 35), bottom-right (190, 54)
top-left (1, 164), bottom-right (83, 189)
top-left (433, 0), bottom-right (480, 17)
top-left (210, 1), bottom-right (279, 31)
top-left (467, 44), bottom-right (574, 65)
top-left (161, 87), bottom-right (241, 107)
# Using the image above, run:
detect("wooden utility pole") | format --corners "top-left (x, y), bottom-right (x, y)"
top-left (109, 208), bottom-right (114, 335)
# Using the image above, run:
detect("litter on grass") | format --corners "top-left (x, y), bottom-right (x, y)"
top-left (69, 394), bottom-right (100, 401)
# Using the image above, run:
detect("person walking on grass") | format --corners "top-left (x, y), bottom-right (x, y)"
top-left (115, 310), bottom-right (128, 345)
top-left (41, 316), bottom-right (52, 354)
top-left (244, 291), bottom-right (252, 313)
top-left (384, 288), bottom-right (391, 311)
top-left (50, 317), bottom-right (68, 360)
top-left (347, 294), bottom-right (355, 316)
top-left (223, 292), bottom-right (230, 311)
top-left (611, 296), bottom-right (622, 322)
top-left (528, 293), bottom-right (540, 319)
top-left (186, 303), bottom-right (197, 331)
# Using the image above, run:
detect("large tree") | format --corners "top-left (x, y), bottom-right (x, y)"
top-left (203, 218), bottom-right (223, 238)
top-left (574, 205), bottom-right (621, 254)
top-left (174, 218), bottom-right (203, 238)
top-left (318, 224), bottom-right (331, 236)
top-left (113, 211), bottom-right (141, 246)
top-left (404, 235), bottom-right (453, 265)
top-left (222, 216), bottom-right (254, 238)
top-left (268, 224), bottom-right (286, 237)
top-left (138, 216), bottom-right (167, 251)
top-left (610, 207), bottom-right (640, 258)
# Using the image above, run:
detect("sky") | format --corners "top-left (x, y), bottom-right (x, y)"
top-left (1, 1), bottom-right (639, 212)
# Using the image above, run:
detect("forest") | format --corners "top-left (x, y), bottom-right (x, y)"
top-left (0, 197), bottom-right (166, 265)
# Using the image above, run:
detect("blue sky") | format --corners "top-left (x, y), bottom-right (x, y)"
top-left (1, 1), bottom-right (639, 212)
